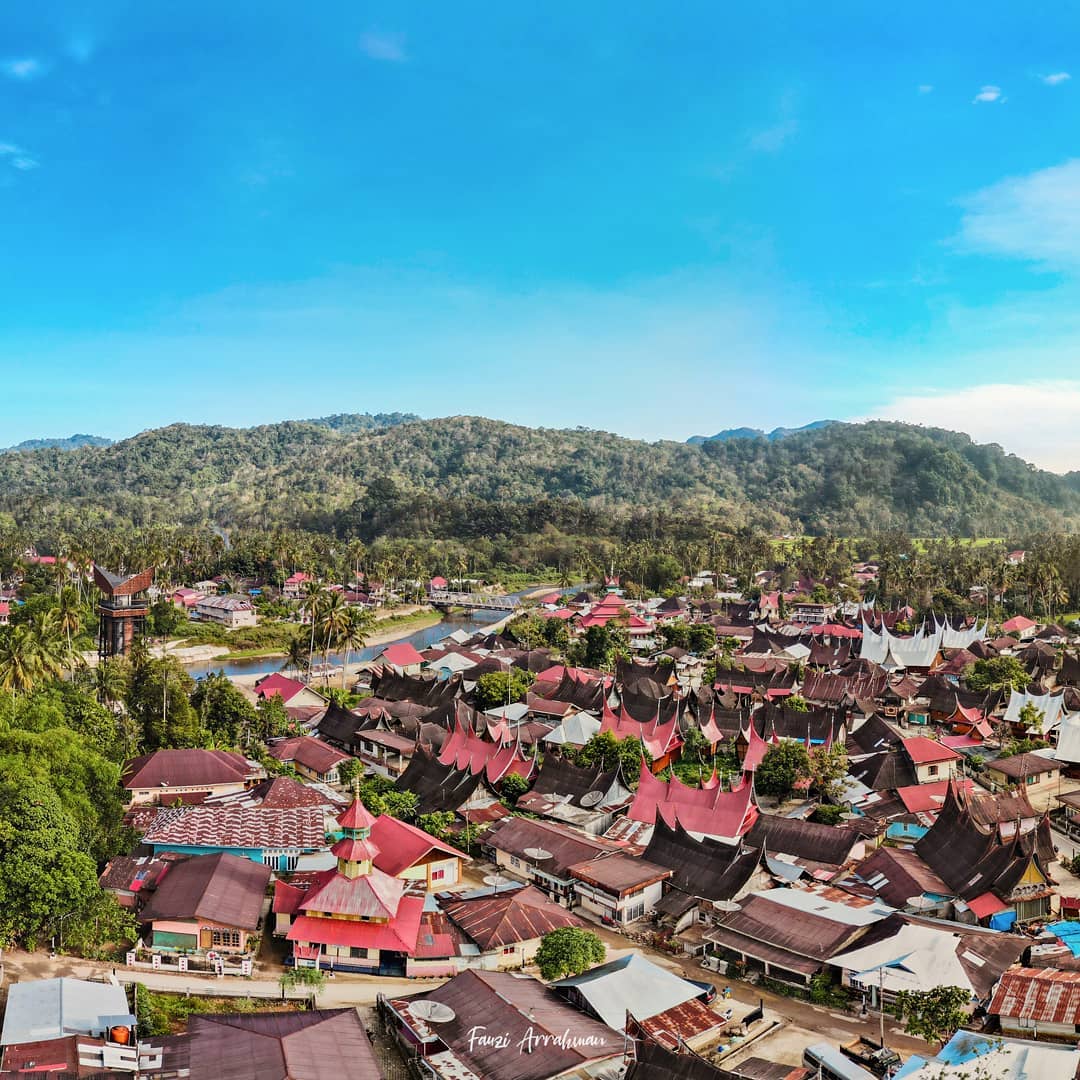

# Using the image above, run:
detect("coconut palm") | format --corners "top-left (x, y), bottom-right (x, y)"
top-left (317, 591), bottom-right (350, 682)
top-left (337, 607), bottom-right (374, 689)
top-left (56, 586), bottom-right (83, 677)
top-left (0, 626), bottom-right (44, 694)
top-left (283, 634), bottom-right (310, 680)
top-left (94, 656), bottom-right (131, 708)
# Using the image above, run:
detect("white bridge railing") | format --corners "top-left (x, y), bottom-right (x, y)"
top-left (429, 590), bottom-right (519, 611)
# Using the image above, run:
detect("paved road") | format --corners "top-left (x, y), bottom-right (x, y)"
top-left (1, 936), bottom-right (932, 1055)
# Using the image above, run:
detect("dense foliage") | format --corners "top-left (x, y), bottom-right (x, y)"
top-left (1, 415), bottom-right (1078, 539)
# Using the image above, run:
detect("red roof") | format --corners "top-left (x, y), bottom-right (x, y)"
top-left (600, 701), bottom-right (682, 760)
top-left (629, 761), bottom-right (758, 840)
top-left (287, 894), bottom-right (425, 953)
top-left (300, 865), bottom-right (404, 919)
top-left (368, 815), bottom-right (466, 877)
top-left (268, 736), bottom-right (350, 773)
top-left (896, 778), bottom-right (973, 815)
top-left (254, 672), bottom-right (311, 703)
top-left (901, 736), bottom-right (961, 765)
top-left (967, 891), bottom-right (1009, 919)
top-left (430, 576), bottom-right (448, 589)
top-left (438, 720), bottom-right (537, 784)
top-left (379, 642), bottom-right (425, 668)
top-left (1001, 615), bottom-right (1037, 633)
top-left (337, 797), bottom-right (378, 832)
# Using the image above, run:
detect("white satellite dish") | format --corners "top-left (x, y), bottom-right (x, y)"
top-left (483, 874), bottom-right (514, 888)
top-left (580, 790), bottom-right (604, 808)
top-left (524, 847), bottom-right (553, 861)
top-left (712, 899), bottom-right (741, 912)
top-left (412, 1001), bottom-right (457, 1023)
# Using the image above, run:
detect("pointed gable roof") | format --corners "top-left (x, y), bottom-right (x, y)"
top-left (629, 762), bottom-right (758, 841)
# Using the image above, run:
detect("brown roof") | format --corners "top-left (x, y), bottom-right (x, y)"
top-left (441, 884), bottom-right (585, 949)
top-left (186, 1009), bottom-right (379, 1080)
top-left (143, 806), bottom-right (327, 851)
top-left (267, 737), bottom-right (350, 774)
top-left (989, 968), bottom-right (1080, 1025)
top-left (122, 748), bottom-right (254, 790)
top-left (392, 970), bottom-right (622, 1080)
top-left (569, 854), bottom-right (672, 896)
top-left (634, 997), bottom-right (729, 1050)
top-left (249, 776), bottom-right (339, 810)
top-left (139, 853), bottom-right (272, 930)
top-left (851, 845), bottom-right (951, 908)
top-left (483, 816), bottom-right (619, 878)
top-left (93, 564), bottom-right (153, 597)
top-left (987, 752), bottom-right (1062, 779)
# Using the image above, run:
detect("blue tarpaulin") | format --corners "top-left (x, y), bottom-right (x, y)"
top-left (1045, 920), bottom-right (1080, 955)
top-left (989, 909), bottom-right (1017, 931)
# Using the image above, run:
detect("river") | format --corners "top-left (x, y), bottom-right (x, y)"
top-left (183, 585), bottom-right (558, 679)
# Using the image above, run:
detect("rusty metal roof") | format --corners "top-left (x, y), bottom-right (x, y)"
top-left (989, 968), bottom-right (1080, 1024)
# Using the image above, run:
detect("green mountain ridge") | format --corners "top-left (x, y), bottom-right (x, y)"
top-left (0, 414), bottom-right (1076, 539)
top-left (2, 434), bottom-right (113, 454)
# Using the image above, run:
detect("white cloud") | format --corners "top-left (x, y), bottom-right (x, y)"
top-left (750, 118), bottom-right (797, 152)
top-left (359, 31), bottom-right (406, 63)
top-left (1043, 72), bottom-right (1071, 86)
top-left (0, 142), bottom-right (38, 170)
top-left (2, 57), bottom-right (45, 80)
top-left (864, 380), bottom-right (1080, 472)
top-left (918, 84), bottom-right (934, 94)
top-left (973, 84), bottom-right (1003, 104)
top-left (955, 158), bottom-right (1080, 267)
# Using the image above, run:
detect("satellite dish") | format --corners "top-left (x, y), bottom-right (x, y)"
top-left (580, 790), bottom-right (604, 808)
top-left (712, 899), bottom-right (741, 912)
top-left (524, 847), bottom-right (553, 861)
top-left (483, 874), bottom-right (515, 887)
top-left (411, 1001), bottom-right (457, 1024)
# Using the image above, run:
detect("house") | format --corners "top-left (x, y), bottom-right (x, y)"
top-left (482, 816), bottom-right (620, 906)
top-left (386, 969), bottom-right (624, 1080)
top-left (989, 968), bottom-right (1080, 1039)
top-left (0, 978), bottom-right (138, 1076)
top-left (98, 852), bottom-right (174, 908)
top-left (569, 854), bottom-right (672, 924)
top-left (900, 737), bottom-right (960, 783)
top-left (282, 571), bottom-right (311, 600)
top-left (914, 781), bottom-right (1056, 925)
top-left (176, 1010), bottom-right (382, 1080)
top-left (552, 953), bottom-right (721, 1042)
top-left (373, 642), bottom-right (425, 675)
top-left (438, 884), bottom-right (586, 971)
top-left (267, 736), bottom-right (352, 784)
top-left (628, 762), bottom-right (758, 844)
top-left (893, 1029), bottom-right (1080, 1080)
top-left (171, 587), bottom-right (201, 610)
top-left (122, 748), bottom-right (263, 806)
top-left (194, 593), bottom-right (258, 627)
top-left (138, 852), bottom-right (271, 955)
top-left (828, 912), bottom-right (1026, 1006)
top-left (1002, 614), bottom-right (1039, 640)
top-left (703, 887), bottom-right (891, 986)
top-left (0, 601), bottom-right (8, 626)
top-left (515, 755), bottom-right (632, 835)
top-left (986, 752), bottom-right (1062, 792)
top-left (141, 805), bottom-right (329, 871)
top-left (254, 672), bottom-right (329, 710)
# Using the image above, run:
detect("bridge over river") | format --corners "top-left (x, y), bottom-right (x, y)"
top-left (428, 590), bottom-right (520, 612)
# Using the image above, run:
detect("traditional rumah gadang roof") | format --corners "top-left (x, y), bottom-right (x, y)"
top-left (93, 564), bottom-right (154, 596)
top-left (914, 781), bottom-right (1056, 905)
top-left (393, 747), bottom-right (484, 814)
top-left (601, 700), bottom-right (683, 760)
top-left (643, 818), bottom-right (762, 901)
top-left (516, 755), bottom-right (630, 816)
top-left (629, 762), bottom-right (758, 842)
top-left (437, 719), bottom-right (536, 784)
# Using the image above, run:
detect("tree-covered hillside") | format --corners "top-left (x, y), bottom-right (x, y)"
top-left (0, 415), bottom-right (1076, 538)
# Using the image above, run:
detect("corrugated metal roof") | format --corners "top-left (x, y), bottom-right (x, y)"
top-left (990, 968), bottom-right (1080, 1025)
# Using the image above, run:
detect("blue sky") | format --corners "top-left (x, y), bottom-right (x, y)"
top-left (4, 2), bottom-right (1080, 468)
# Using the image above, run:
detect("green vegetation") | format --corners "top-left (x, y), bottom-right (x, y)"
top-left (755, 741), bottom-right (811, 801)
top-left (572, 731), bottom-right (651, 780)
top-left (474, 668), bottom-right (535, 711)
top-left (4, 415), bottom-right (1080, 540)
top-left (535, 926), bottom-right (606, 981)
top-left (964, 656), bottom-right (1030, 693)
top-left (894, 986), bottom-right (972, 1047)
top-left (135, 985), bottom-right (310, 1037)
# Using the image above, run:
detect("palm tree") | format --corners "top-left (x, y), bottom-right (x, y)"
top-left (337, 607), bottom-right (374, 689)
top-left (95, 656), bottom-right (131, 709)
top-left (302, 579), bottom-right (328, 682)
top-left (283, 634), bottom-right (310, 680)
top-left (317, 591), bottom-right (350, 683)
top-left (56, 587), bottom-right (83, 677)
top-left (0, 626), bottom-right (43, 695)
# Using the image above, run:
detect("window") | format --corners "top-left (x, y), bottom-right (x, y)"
top-left (431, 868), bottom-right (445, 882)
top-left (1027, 775), bottom-right (1039, 786)
top-left (210, 929), bottom-right (241, 948)
top-left (927, 765), bottom-right (938, 776)
top-left (510, 856), bottom-right (521, 868)
top-left (502, 946), bottom-right (516, 956)
top-left (349, 947), bottom-right (370, 959)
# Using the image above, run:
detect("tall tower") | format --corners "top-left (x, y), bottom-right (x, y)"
top-left (94, 565), bottom-right (153, 660)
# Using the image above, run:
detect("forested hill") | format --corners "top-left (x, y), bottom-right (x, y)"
top-left (1, 415), bottom-right (1078, 538)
